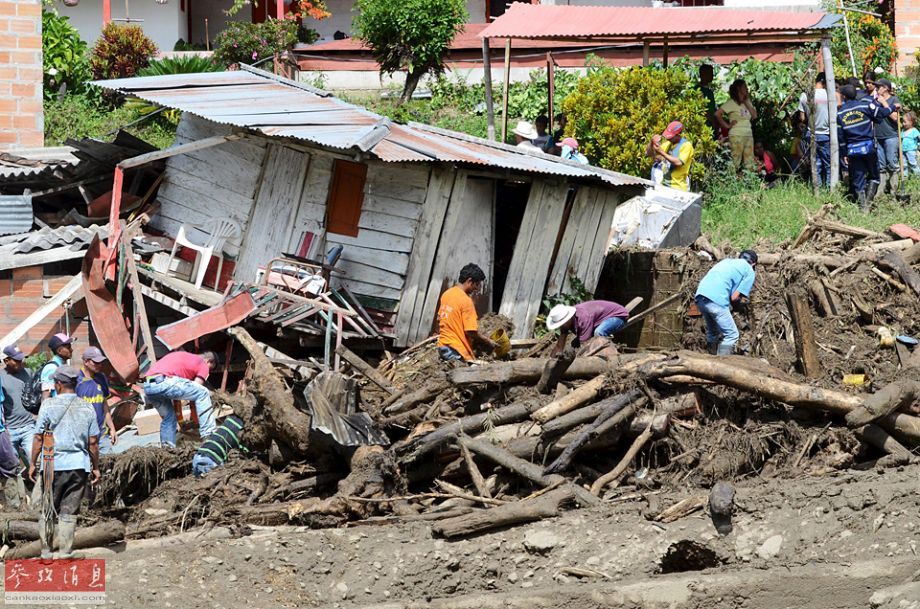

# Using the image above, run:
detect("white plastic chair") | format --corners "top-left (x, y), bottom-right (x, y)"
top-left (166, 218), bottom-right (241, 290)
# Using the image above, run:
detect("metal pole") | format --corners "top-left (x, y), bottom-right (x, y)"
top-left (839, 0), bottom-right (857, 78)
top-left (547, 52), bottom-right (555, 130)
top-left (501, 39), bottom-right (512, 142)
top-left (482, 38), bottom-right (496, 141)
top-left (821, 37), bottom-right (839, 189)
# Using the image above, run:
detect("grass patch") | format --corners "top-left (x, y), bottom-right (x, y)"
top-left (45, 94), bottom-right (177, 150)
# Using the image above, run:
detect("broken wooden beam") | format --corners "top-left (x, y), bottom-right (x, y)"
top-left (336, 345), bottom-right (396, 394)
top-left (431, 487), bottom-right (574, 539)
top-left (786, 292), bottom-right (823, 379)
top-left (532, 374), bottom-right (606, 424)
top-left (535, 348), bottom-right (576, 394)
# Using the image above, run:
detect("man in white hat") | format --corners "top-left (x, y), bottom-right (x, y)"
top-left (513, 120), bottom-right (541, 151)
top-left (546, 300), bottom-right (630, 355)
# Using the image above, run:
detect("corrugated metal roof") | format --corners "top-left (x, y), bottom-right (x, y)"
top-left (0, 146), bottom-right (79, 181)
top-left (92, 66), bottom-right (647, 188)
top-left (10, 224), bottom-right (106, 253)
top-left (0, 195), bottom-right (33, 236)
top-left (479, 4), bottom-right (839, 40)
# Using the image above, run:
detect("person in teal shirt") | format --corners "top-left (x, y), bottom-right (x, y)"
top-left (39, 333), bottom-right (75, 400)
top-left (902, 110), bottom-right (919, 176)
top-left (695, 251), bottom-right (757, 356)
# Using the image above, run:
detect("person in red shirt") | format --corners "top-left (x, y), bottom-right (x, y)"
top-left (142, 351), bottom-right (218, 447)
top-left (754, 141), bottom-right (779, 186)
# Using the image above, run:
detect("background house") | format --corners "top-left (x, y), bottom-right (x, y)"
top-left (0, 0), bottom-right (42, 150)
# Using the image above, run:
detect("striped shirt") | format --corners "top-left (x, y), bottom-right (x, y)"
top-left (196, 415), bottom-right (246, 464)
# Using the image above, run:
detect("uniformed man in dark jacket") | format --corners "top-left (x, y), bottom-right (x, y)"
top-left (837, 84), bottom-right (897, 211)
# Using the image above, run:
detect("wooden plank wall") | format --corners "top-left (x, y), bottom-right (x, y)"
top-left (392, 166), bottom-right (457, 347)
top-left (498, 181), bottom-right (571, 339)
top-left (546, 187), bottom-right (624, 296)
top-left (154, 115), bottom-right (268, 258)
top-left (234, 144), bottom-right (311, 282)
top-left (323, 160), bottom-right (431, 303)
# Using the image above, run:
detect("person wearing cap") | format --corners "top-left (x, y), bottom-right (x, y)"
top-left (76, 347), bottom-right (117, 455)
top-left (647, 121), bottom-right (694, 192)
top-left (142, 350), bottom-right (219, 447)
top-left (717, 79), bottom-right (758, 172)
top-left (560, 138), bottom-right (589, 165)
top-left (838, 84), bottom-right (897, 211)
top-left (546, 300), bottom-right (630, 355)
top-left (694, 251), bottom-right (758, 356)
top-left (40, 333), bottom-right (75, 401)
top-left (2, 345), bottom-right (37, 470)
top-left (873, 78), bottom-right (901, 195)
top-left (512, 120), bottom-right (541, 152)
top-left (29, 365), bottom-right (100, 560)
top-left (437, 263), bottom-right (497, 362)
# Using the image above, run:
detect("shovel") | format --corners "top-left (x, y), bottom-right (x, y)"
top-left (895, 66), bottom-right (912, 204)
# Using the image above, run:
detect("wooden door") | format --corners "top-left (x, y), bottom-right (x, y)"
top-left (547, 187), bottom-right (624, 296)
top-left (498, 181), bottom-right (571, 339)
top-left (235, 144), bottom-right (311, 282)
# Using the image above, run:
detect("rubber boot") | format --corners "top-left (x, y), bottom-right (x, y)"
top-left (706, 343), bottom-right (718, 355)
top-left (858, 191), bottom-right (870, 214)
top-left (716, 342), bottom-right (734, 356)
top-left (866, 180), bottom-right (880, 205)
top-left (56, 515), bottom-right (77, 559)
top-left (878, 171), bottom-right (889, 196)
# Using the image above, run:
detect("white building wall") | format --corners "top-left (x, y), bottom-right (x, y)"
top-left (188, 0), bottom-right (249, 46)
top-left (312, 0), bottom-right (487, 42)
top-left (55, 0), bottom-right (184, 51)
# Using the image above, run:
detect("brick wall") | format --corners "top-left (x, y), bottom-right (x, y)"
top-left (896, 0), bottom-right (920, 70)
top-left (0, 0), bottom-right (42, 149)
top-left (0, 265), bottom-right (89, 356)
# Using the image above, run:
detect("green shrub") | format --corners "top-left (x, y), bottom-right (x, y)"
top-left (42, 10), bottom-right (90, 99)
top-left (213, 19), bottom-right (298, 68)
top-left (24, 352), bottom-right (48, 373)
top-left (353, 0), bottom-right (467, 103)
top-left (45, 93), bottom-right (177, 150)
top-left (832, 13), bottom-right (896, 77)
top-left (89, 22), bottom-right (158, 81)
top-left (507, 69), bottom-right (579, 125)
top-left (561, 65), bottom-right (716, 182)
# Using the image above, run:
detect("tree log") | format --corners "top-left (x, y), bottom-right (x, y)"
top-left (228, 327), bottom-right (312, 454)
top-left (459, 436), bottom-right (600, 507)
top-left (383, 378), bottom-right (451, 415)
top-left (812, 218), bottom-right (887, 240)
top-left (431, 487), bottom-right (574, 539)
top-left (590, 421), bottom-right (658, 496)
top-left (543, 391), bottom-right (644, 475)
top-left (448, 353), bottom-right (662, 386)
top-left (6, 520), bottom-right (125, 559)
top-left (336, 345), bottom-right (395, 394)
top-left (460, 441), bottom-right (492, 500)
top-left (846, 380), bottom-right (920, 428)
top-left (786, 292), bottom-right (823, 379)
top-left (858, 424), bottom-right (914, 464)
top-left (532, 375), bottom-right (606, 423)
top-left (541, 389), bottom-right (646, 437)
top-left (643, 351), bottom-right (920, 443)
top-left (879, 250), bottom-right (920, 297)
top-left (0, 520), bottom-right (40, 540)
top-left (535, 348), bottom-right (576, 394)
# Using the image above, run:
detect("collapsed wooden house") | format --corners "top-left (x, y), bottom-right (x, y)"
top-left (93, 66), bottom-right (649, 345)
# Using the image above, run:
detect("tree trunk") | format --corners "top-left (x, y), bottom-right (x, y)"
top-left (6, 520), bottom-right (125, 559)
top-left (431, 487), bottom-right (574, 539)
top-left (535, 348), bottom-right (576, 394)
top-left (786, 292), bottom-right (823, 379)
top-left (400, 68), bottom-right (426, 105)
top-left (846, 380), bottom-right (920, 428)
top-left (449, 353), bottom-right (662, 386)
top-left (532, 375), bottom-right (606, 423)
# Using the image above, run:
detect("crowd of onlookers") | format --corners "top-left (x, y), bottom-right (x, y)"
top-left (511, 114), bottom-right (589, 164)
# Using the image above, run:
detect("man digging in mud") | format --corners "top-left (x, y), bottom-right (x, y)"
top-left (694, 250), bottom-right (757, 356)
top-left (28, 366), bottom-right (100, 560)
top-left (545, 300), bottom-right (631, 355)
top-left (142, 350), bottom-right (218, 447)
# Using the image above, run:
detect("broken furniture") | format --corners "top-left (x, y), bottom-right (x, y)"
top-left (166, 218), bottom-right (241, 290)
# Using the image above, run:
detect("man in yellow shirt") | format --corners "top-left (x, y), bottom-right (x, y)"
top-left (647, 121), bottom-right (694, 192)
top-left (437, 264), bottom-right (498, 362)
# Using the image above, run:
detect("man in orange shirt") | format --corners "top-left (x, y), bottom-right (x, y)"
top-left (437, 264), bottom-right (497, 362)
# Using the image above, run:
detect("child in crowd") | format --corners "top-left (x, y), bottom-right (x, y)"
top-left (902, 111), bottom-right (920, 176)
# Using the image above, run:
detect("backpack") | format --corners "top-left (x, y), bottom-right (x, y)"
top-left (21, 368), bottom-right (45, 415)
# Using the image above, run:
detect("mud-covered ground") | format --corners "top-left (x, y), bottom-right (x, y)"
top-left (52, 460), bottom-right (920, 609)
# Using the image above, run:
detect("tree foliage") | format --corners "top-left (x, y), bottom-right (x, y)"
top-left (352, 0), bottom-right (467, 103)
top-left (561, 65), bottom-right (716, 183)
top-left (831, 12), bottom-right (896, 78)
top-left (89, 23), bottom-right (158, 81)
top-left (213, 19), bottom-right (300, 67)
top-left (42, 9), bottom-right (90, 99)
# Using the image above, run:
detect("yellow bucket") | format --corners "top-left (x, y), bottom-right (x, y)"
top-left (490, 328), bottom-right (511, 358)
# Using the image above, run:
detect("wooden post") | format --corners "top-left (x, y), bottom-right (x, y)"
top-left (821, 37), bottom-right (840, 188)
top-left (103, 0), bottom-right (112, 23)
top-left (662, 35), bottom-right (669, 68)
top-left (220, 339), bottom-right (234, 392)
top-left (501, 39), bottom-right (512, 142)
top-left (482, 38), bottom-right (496, 141)
top-left (547, 52), bottom-right (555, 127)
top-left (642, 40), bottom-right (650, 66)
top-left (839, 0), bottom-right (858, 77)
top-left (786, 293), bottom-right (823, 379)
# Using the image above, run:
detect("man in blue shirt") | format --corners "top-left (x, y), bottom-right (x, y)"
top-left (76, 347), bottom-right (117, 455)
top-left (695, 251), bottom-right (757, 356)
top-left (837, 84), bottom-right (896, 211)
top-left (39, 333), bottom-right (75, 401)
top-left (29, 365), bottom-right (100, 560)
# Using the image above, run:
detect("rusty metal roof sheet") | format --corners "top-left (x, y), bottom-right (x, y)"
top-left (92, 66), bottom-right (647, 188)
top-left (479, 4), bottom-right (839, 40)
top-left (0, 146), bottom-right (80, 181)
